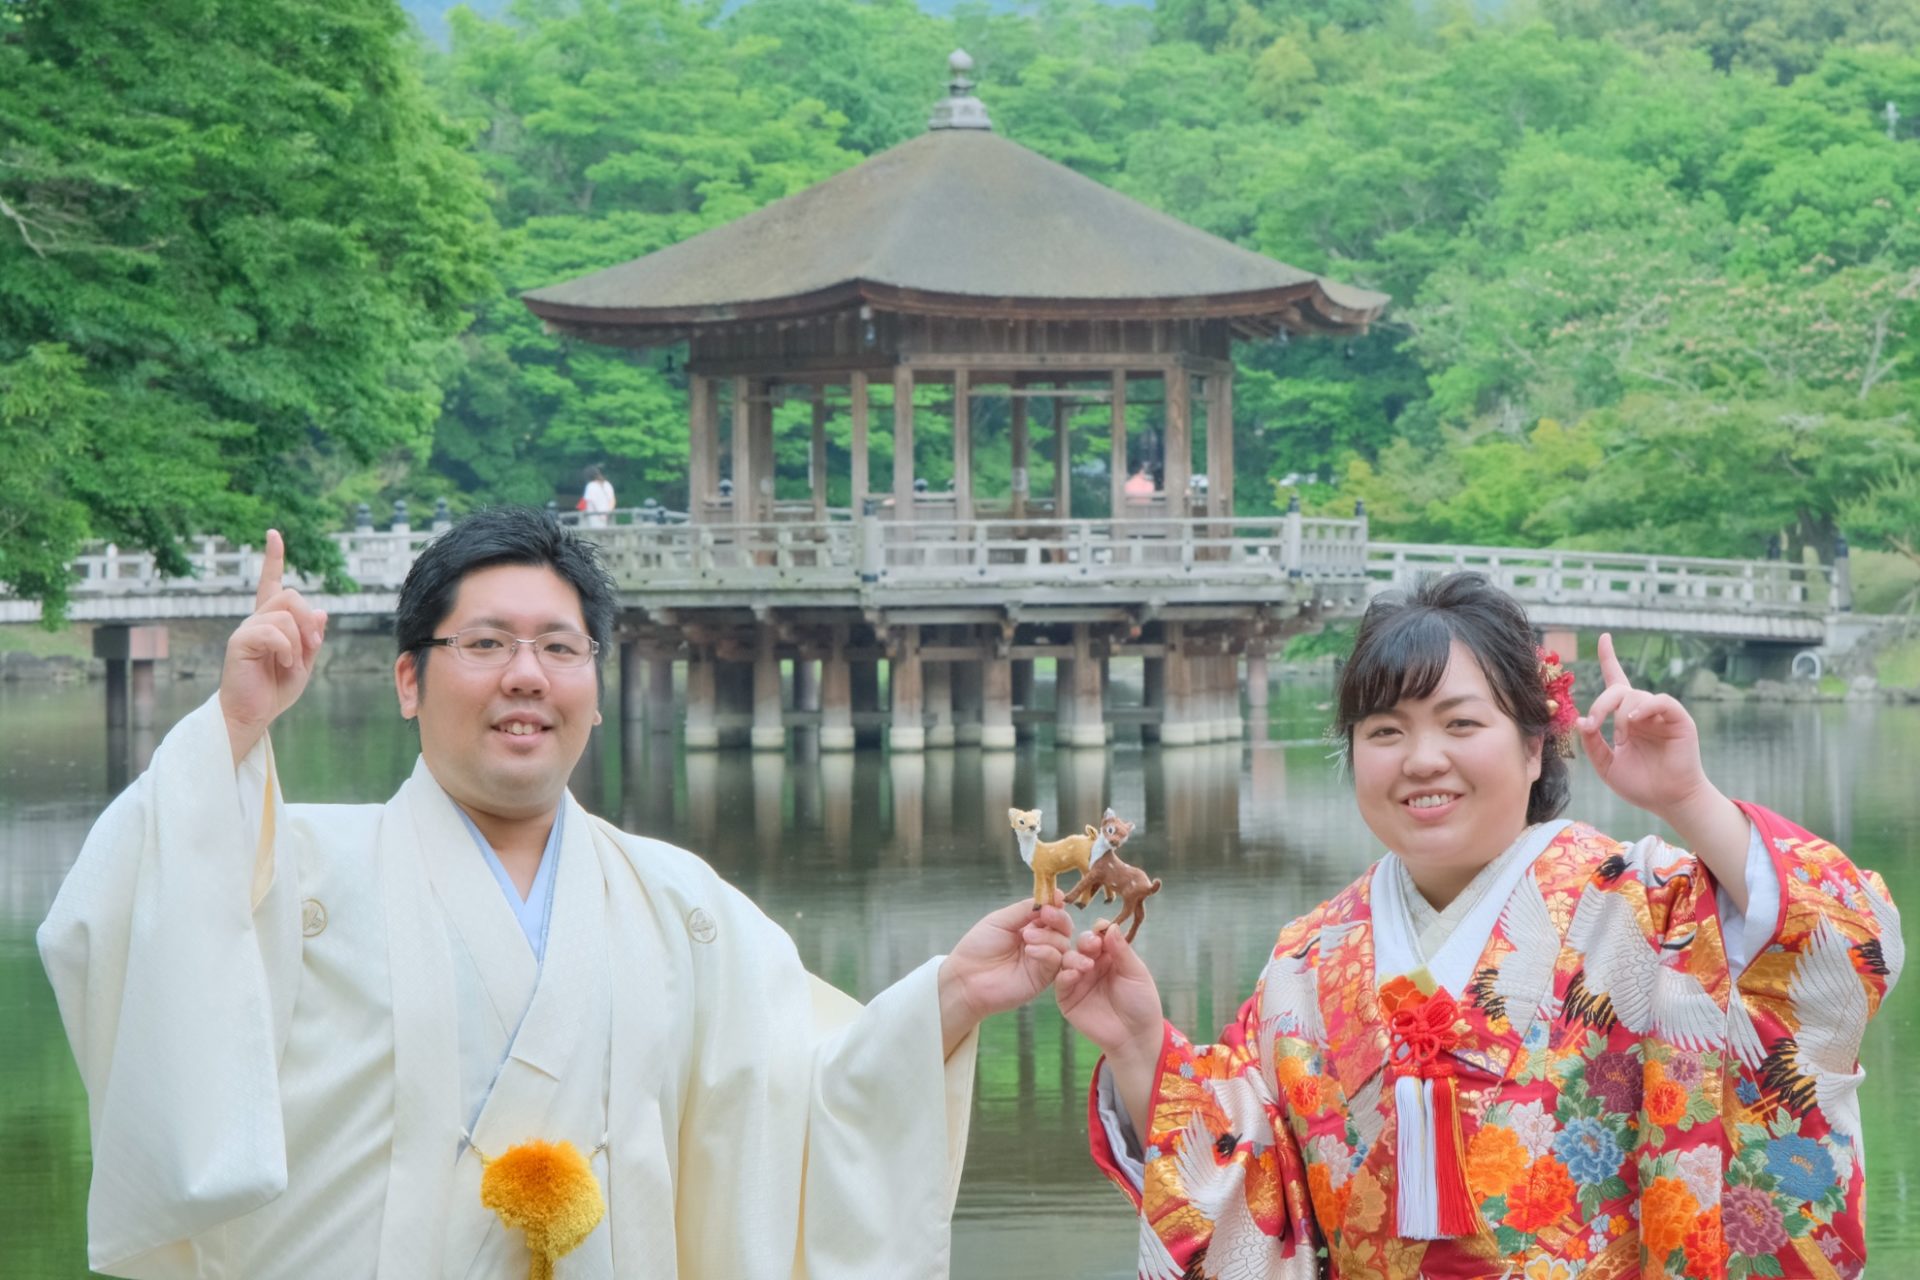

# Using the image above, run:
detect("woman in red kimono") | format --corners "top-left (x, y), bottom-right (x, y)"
top-left (1058, 573), bottom-right (1901, 1280)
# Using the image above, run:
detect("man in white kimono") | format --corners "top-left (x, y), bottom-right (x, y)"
top-left (41, 508), bottom-right (1075, 1280)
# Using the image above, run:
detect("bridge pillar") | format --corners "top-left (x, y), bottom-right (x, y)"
top-left (794, 656), bottom-right (820, 716)
top-left (924, 657), bottom-right (955, 748)
top-left (647, 657), bottom-right (674, 732)
top-left (94, 625), bottom-right (168, 731)
top-left (851, 657), bottom-right (884, 748)
top-left (619, 642), bottom-right (642, 724)
top-left (685, 651), bottom-right (719, 750)
top-left (1245, 646), bottom-right (1270, 725)
top-left (951, 657), bottom-right (983, 746)
top-left (716, 660), bottom-right (753, 749)
top-left (1011, 659), bottom-right (1036, 742)
top-left (1141, 654), bottom-right (1166, 744)
top-left (1214, 651), bottom-right (1243, 742)
top-left (820, 627), bottom-right (855, 752)
top-left (889, 625), bottom-right (925, 753)
top-left (1057, 625), bottom-right (1105, 749)
top-left (751, 629), bottom-right (785, 752)
top-left (1158, 625), bottom-right (1199, 747)
top-left (980, 654), bottom-right (1016, 751)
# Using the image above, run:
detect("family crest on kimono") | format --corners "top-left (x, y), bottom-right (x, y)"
top-left (1056, 572), bottom-right (1901, 1280)
top-left (40, 508), bottom-right (1074, 1280)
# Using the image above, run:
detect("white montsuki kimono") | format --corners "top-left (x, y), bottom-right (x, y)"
top-left (39, 696), bottom-right (979, 1279)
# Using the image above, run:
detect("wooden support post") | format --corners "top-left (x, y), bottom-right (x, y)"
top-left (685, 650), bottom-right (719, 750)
top-left (730, 375), bottom-right (752, 525)
top-left (893, 365), bottom-right (916, 520)
top-left (647, 656), bottom-right (674, 732)
top-left (95, 625), bottom-right (166, 733)
top-left (689, 375), bottom-right (715, 523)
top-left (619, 641), bottom-right (643, 724)
top-left (925, 658), bottom-right (955, 748)
top-left (952, 657), bottom-right (983, 746)
top-left (1110, 370), bottom-right (1128, 519)
top-left (794, 656), bottom-right (820, 713)
top-left (751, 378), bottom-right (776, 525)
top-left (810, 397), bottom-right (829, 523)
top-left (981, 654), bottom-right (1016, 751)
top-left (1160, 624), bottom-right (1197, 746)
top-left (104, 658), bottom-right (128, 730)
top-left (1245, 646), bottom-right (1270, 718)
top-left (751, 627), bottom-right (784, 752)
top-left (715, 660), bottom-right (753, 749)
top-left (850, 372), bottom-right (870, 513)
top-left (1214, 371), bottom-right (1234, 520)
top-left (1010, 378), bottom-right (1029, 522)
top-left (952, 368), bottom-right (972, 522)
top-left (1141, 654), bottom-right (1165, 744)
top-left (852, 658), bottom-right (883, 748)
top-left (821, 626), bottom-right (854, 752)
top-left (1011, 659), bottom-right (1035, 741)
top-left (1053, 387), bottom-right (1072, 520)
top-left (1164, 366), bottom-right (1191, 521)
top-left (1058, 624), bottom-right (1105, 748)
top-left (890, 625), bottom-right (925, 752)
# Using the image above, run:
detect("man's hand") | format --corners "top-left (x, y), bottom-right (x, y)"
top-left (220, 530), bottom-right (327, 764)
top-left (937, 897), bottom-right (1073, 1057)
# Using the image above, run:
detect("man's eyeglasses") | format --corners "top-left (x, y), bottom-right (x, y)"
top-left (422, 628), bottom-right (600, 669)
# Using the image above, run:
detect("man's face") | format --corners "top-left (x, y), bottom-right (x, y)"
top-left (393, 563), bottom-right (601, 822)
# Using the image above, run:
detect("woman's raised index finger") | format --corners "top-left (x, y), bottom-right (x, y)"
top-left (255, 529), bottom-right (285, 611)
top-left (1597, 631), bottom-right (1631, 689)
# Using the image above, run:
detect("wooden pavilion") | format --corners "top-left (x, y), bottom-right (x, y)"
top-left (522, 53), bottom-right (1387, 753)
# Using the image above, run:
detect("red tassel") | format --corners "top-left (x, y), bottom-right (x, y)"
top-left (1431, 1077), bottom-right (1481, 1236)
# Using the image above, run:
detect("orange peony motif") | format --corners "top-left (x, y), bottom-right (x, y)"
top-left (1288, 1075), bottom-right (1325, 1115)
top-left (1644, 1076), bottom-right (1688, 1127)
top-left (1640, 1176), bottom-right (1700, 1258)
top-left (1682, 1206), bottom-right (1728, 1276)
top-left (1275, 1055), bottom-right (1310, 1090)
top-left (1467, 1125), bottom-right (1531, 1203)
top-left (1504, 1157), bottom-right (1577, 1233)
top-left (1306, 1162), bottom-right (1353, 1229)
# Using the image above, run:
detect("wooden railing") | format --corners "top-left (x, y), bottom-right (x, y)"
top-left (1366, 543), bottom-right (1838, 612)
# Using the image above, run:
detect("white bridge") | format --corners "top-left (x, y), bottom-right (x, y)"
top-left (9, 512), bottom-right (1846, 646)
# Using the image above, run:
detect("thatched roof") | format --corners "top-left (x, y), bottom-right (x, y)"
top-left (522, 129), bottom-right (1387, 340)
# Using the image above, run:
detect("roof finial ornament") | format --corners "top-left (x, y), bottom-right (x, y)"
top-left (928, 49), bottom-right (992, 132)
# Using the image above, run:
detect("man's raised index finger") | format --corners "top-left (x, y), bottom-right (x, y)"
top-left (255, 529), bottom-right (285, 611)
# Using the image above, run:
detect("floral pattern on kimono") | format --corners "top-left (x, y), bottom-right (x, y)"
top-left (1089, 805), bottom-right (1902, 1280)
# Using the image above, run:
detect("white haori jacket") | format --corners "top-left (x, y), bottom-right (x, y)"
top-left (40, 695), bottom-right (978, 1279)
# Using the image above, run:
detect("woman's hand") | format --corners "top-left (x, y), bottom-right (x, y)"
top-left (1576, 632), bottom-right (1710, 819)
top-left (937, 897), bottom-right (1074, 1058)
top-left (1056, 924), bottom-right (1167, 1138)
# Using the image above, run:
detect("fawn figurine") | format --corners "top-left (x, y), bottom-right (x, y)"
top-left (1064, 808), bottom-right (1161, 942)
top-left (1008, 808), bottom-right (1094, 909)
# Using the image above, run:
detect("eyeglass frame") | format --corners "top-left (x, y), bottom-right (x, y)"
top-left (419, 627), bottom-right (602, 670)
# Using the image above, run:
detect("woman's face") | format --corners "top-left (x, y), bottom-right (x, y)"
top-left (1350, 638), bottom-right (1542, 906)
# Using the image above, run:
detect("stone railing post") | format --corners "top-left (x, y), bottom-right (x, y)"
top-left (1283, 493), bottom-right (1303, 578)
top-left (1833, 536), bottom-right (1852, 612)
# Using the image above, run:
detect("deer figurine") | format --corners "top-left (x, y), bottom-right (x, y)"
top-left (1008, 808), bottom-right (1094, 909)
top-left (1063, 808), bottom-right (1161, 943)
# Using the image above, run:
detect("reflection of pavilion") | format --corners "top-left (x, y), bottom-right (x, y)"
top-left (524, 54), bottom-right (1386, 754)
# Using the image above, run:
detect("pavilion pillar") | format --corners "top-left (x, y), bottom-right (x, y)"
top-left (1011, 659), bottom-right (1036, 741)
top-left (689, 375), bottom-right (717, 523)
top-left (1058, 624), bottom-right (1105, 748)
top-left (685, 649), bottom-right (719, 751)
top-left (820, 625), bottom-right (855, 752)
top-left (980, 653), bottom-right (1016, 751)
top-left (952, 656), bottom-right (983, 746)
top-left (1109, 371), bottom-right (1128, 518)
top-left (850, 372), bottom-right (871, 512)
top-left (1160, 624), bottom-right (1198, 747)
top-left (1164, 366), bottom-right (1191, 521)
top-left (890, 625), bottom-right (925, 752)
top-left (1010, 378), bottom-right (1029, 521)
top-left (752, 627), bottom-right (785, 752)
top-left (952, 368), bottom-right (972, 522)
top-left (1209, 370), bottom-right (1234, 519)
top-left (1052, 388), bottom-right (1071, 519)
top-left (750, 378), bottom-right (776, 524)
top-left (731, 375), bottom-right (752, 525)
top-left (925, 656), bottom-right (955, 748)
top-left (810, 397), bottom-right (829, 522)
top-left (893, 365), bottom-right (916, 520)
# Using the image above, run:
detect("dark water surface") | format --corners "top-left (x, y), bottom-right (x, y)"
top-left (2, 671), bottom-right (1914, 1277)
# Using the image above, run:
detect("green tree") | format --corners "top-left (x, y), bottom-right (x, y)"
top-left (0, 0), bottom-right (494, 617)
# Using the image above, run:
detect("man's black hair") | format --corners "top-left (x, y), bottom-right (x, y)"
top-left (394, 506), bottom-right (618, 690)
top-left (1334, 571), bottom-right (1569, 824)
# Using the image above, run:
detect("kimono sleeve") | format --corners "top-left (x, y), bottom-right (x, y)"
top-left (36, 694), bottom-right (303, 1277)
top-left (1087, 993), bottom-right (1319, 1279)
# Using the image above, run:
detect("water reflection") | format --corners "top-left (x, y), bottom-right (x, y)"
top-left (1, 676), bottom-right (1916, 1278)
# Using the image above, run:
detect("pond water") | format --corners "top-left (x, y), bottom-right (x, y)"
top-left (2, 670), bottom-right (1914, 1277)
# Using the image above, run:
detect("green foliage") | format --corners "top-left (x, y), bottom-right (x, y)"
top-left (0, 0), bottom-right (494, 614)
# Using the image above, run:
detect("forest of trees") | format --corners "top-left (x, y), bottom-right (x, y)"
top-left (4, 0), bottom-right (1919, 618)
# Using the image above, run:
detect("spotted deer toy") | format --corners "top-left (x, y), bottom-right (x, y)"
top-left (1063, 808), bottom-right (1161, 942)
top-left (1008, 808), bottom-right (1095, 910)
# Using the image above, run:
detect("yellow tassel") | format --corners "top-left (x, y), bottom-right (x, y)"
top-left (477, 1139), bottom-right (605, 1280)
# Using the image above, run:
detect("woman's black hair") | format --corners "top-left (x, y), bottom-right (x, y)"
top-left (394, 506), bottom-right (618, 690)
top-left (1334, 572), bottom-right (1569, 824)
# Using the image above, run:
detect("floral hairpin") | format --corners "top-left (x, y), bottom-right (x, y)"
top-left (1538, 647), bottom-right (1577, 758)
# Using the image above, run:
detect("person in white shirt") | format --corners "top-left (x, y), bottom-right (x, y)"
top-left (580, 466), bottom-right (615, 527)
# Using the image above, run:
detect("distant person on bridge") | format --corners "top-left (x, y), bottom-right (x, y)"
top-left (579, 464), bottom-right (615, 528)
top-left (1123, 464), bottom-right (1156, 500)
top-left (40, 506), bottom-right (1072, 1280)
top-left (1056, 571), bottom-right (1901, 1279)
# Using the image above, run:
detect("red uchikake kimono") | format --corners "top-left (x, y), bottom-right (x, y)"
top-left (1090, 805), bottom-right (1901, 1279)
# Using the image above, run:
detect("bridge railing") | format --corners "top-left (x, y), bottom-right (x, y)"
top-left (1366, 543), bottom-right (1832, 613)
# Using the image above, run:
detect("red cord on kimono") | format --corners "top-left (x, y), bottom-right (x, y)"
top-left (1383, 977), bottom-right (1481, 1238)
